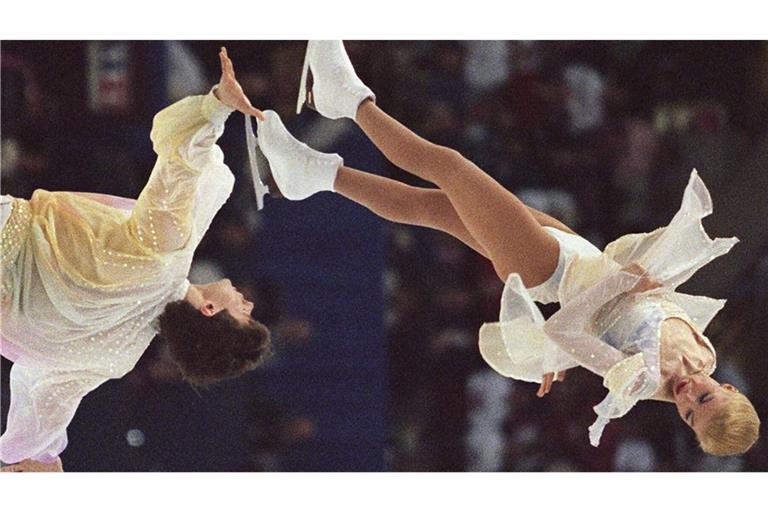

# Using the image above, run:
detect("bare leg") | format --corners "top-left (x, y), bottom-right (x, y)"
top-left (334, 166), bottom-right (490, 258)
top-left (355, 100), bottom-right (560, 286)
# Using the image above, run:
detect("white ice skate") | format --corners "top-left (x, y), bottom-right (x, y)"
top-left (256, 110), bottom-right (343, 201)
top-left (296, 40), bottom-right (375, 120)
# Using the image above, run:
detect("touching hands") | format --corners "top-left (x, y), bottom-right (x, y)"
top-left (537, 370), bottom-right (567, 398)
top-left (214, 47), bottom-right (265, 121)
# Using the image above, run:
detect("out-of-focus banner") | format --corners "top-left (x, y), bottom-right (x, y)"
top-left (87, 41), bottom-right (132, 114)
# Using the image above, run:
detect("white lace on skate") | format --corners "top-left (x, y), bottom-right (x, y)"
top-left (256, 110), bottom-right (343, 200)
top-left (299, 40), bottom-right (375, 120)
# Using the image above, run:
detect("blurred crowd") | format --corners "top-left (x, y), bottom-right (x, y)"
top-left (2, 40), bottom-right (767, 471)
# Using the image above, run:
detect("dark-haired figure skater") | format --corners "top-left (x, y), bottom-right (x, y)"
top-left (1, 49), bottom-right (271, 472)
top-left (251, 41), bottom-right (758, 456)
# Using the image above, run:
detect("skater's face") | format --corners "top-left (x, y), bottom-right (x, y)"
top-left (672, 372), bottom-right (740, 435)
top-left (200, 279), bottom-right (256, 326)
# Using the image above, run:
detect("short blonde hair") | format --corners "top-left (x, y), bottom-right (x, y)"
top-left (697, 393), bottom-right (761, 456)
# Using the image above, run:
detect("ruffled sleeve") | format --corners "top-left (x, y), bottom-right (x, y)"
top-left (126, 89), bottom-right (235, 254)
top-left (602, 169), bottom-right (738, 290)
top-left (665, 291), bottom-right (726, 333)
top-left (589, 350), bottom-right (661, 446)
top-left (0, 363), bottom-right (104, 464)
top-left (479, 274), bottom-right (577, 383)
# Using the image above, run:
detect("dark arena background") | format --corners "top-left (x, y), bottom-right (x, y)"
top-left (1, 40), bottom-right (767, 471)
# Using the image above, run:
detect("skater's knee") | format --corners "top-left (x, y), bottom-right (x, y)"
top-left (421, 144), bottom-right (469, 181)
top-left (431, 145), bottom-right (466, 168)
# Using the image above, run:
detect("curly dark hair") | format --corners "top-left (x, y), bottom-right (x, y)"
top-left (156, 300), bottom-right (272, 386)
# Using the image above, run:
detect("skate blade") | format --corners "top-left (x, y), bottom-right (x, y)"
top-left (296, 42), bottom-right (318, 114)
top-left (296, 43), bottom-right (310, 114)
top-left (245, 115), bottom-right (282, 210)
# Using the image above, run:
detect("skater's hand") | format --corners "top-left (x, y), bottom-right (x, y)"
top-left (0, 457), bottom-right (63, 472)
top-left (536, 371), bottom-right (566, 398)
top-left (622, 263), bottom-right (662, 294)
top-left (215, 47), bottom-right (265, 121)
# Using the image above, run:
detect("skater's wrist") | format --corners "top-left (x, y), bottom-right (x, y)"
top-left (204, 87), bottom-right (235, 125)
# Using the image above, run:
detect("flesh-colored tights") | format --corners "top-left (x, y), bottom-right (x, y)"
top-left (334, 100), bottom-right (567, 287)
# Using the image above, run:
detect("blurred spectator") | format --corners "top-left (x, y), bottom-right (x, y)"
top-left (166, 41), bottom-right (208, 101)
top-left (188, 258), bottom-right (227, 284)
top-left (465, 370), bottom-right (513, 471)
top-left (517, 187), bottom-right (581, 231)
top-left (463, 41), bottom-right (509, 96)
top-left (613, 116), bottom-right (659, 230)
top-left (244, 398), bottom-right (317, 471)
top-left (613, 436), bottom-right (658, 472)
top-left (563, 62), bottom-right (606, 136)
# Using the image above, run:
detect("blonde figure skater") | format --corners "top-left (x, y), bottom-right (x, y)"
top-left (0, 49), bottom-right (271, 472)
top-left (250, 41), bottom-right (759, 456)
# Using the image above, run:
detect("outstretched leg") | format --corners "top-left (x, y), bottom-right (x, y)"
top-left (298, 40), bottom-right (561, 285)
top-left (355, 100), bottom-right (559, 286)
top-left (334, 166), bottom-right (490, 258)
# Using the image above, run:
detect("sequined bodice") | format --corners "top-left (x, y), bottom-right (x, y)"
top-left (593, 294), bottom-right (671, 355)
top-left (593, 293), bottom-right (715, 372)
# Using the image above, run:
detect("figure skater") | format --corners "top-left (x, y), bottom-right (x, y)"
top-left (0, 49), bottom-right (271, 472)
top-left (251, 41), bottom-right (760, 456)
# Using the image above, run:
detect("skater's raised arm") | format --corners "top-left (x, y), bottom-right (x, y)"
top-left (126, 48), bottom-right (263, 255)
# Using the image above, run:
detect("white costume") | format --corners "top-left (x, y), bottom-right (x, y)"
top-left (479, 169), bottom-right (737, 446)
top-left (0, 90), bottom-right (235, 464)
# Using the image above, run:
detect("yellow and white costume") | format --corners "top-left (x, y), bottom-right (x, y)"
top-left (0, 90), bottom-right (235, 464)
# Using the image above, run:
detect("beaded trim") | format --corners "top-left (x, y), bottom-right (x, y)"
top-left (1, 198), bottom-right (32, 268)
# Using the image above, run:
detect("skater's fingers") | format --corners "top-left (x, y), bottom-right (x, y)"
top-left (537, 373), bottom-right (554, 397)
top-left (219, 47), bottom-right (235, 76)
top-left (219, 51), bottom-right (229, 76)
top-left (248, 107), bottom-right (266, 121)
top-left (240, 96), bottom-right (265, 121)
top-left (556, 370), bottom-right (566, 382)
